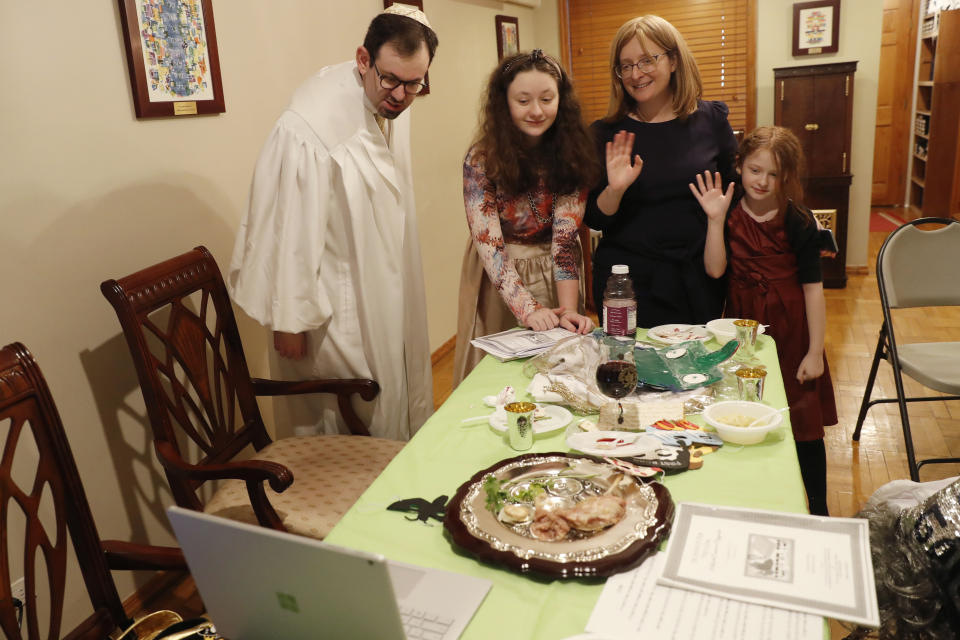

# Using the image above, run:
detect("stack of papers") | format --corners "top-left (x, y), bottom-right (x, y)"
top-left (470, 327), bottom-right (576, 362)
top-left (586, 553), bottom-right (823, 639)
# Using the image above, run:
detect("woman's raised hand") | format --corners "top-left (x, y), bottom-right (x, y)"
top-left (605, 130), bottom-right (644, 193)
top-left (689, 170), bottom-right (734, 222)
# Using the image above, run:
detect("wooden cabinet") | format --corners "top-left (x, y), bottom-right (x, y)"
top-left (911, 9), bottom-right (960, 218)
top-left (774, 61), bottom-right (857, 289)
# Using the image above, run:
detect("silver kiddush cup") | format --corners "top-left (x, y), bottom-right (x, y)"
top-left (505, 401), bottom-right (535, 451)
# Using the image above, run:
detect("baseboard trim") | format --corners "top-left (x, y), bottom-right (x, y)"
top-left (846, 265), bottom-right (869, 276)
top-left (431, 335), bottom-right (456, 366)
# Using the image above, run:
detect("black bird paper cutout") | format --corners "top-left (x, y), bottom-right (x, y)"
top-left (387, 495), bottom-right (448, 523)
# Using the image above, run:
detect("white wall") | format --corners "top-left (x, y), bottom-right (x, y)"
top-left (0, 0), bottom-right (558, 628)
top-left (756, 0), bottom-right (883, 269)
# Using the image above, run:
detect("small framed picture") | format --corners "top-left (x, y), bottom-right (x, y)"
top-left (117, 0), bottom-right (225, 118)
top-left (383, 0), bottom-right (430, 95)
top-left (793, 0), bottom-right (840, 56)
top-left (496, 15), bottom-right (519, 61)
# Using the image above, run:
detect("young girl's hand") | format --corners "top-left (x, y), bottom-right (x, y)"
top-left (689, 170), bottom-right (734, 222)
top-left (797, 351), bottom-right (825, 383)
top-left (605, 130), bottom-right (644, 193)
top-left (557, 310), bottom-right (594, 335)
top-left (525, 307), bottom-right (561, 332)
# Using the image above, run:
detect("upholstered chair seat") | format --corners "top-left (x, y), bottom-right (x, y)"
top-left (204, 435), bottom-right (404, 539)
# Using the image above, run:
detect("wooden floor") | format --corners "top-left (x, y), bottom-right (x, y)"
top-left (138, 212), bottom-right (960, 636)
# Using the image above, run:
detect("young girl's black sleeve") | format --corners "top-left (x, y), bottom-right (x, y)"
top-left (784, 203), bottom-right (823, 284)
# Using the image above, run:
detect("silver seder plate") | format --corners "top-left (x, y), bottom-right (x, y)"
top-left (454, 454), bottom-right (671, 575)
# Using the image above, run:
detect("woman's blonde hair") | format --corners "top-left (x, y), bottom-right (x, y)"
top-left (604, 15), bottom-right (702, 123)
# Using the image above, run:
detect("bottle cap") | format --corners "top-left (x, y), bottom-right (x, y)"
top-left (612, 264), bottom-right (629, 274)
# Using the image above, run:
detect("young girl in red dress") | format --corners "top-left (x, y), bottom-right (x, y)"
top-left (690, 126), bottom-right (837, 516)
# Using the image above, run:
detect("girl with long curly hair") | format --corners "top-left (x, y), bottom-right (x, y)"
top-left (453, 50), bottom-right (600, 384)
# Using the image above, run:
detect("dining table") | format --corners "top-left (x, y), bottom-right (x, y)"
top-left (324, 331), bottom-right (814, 639)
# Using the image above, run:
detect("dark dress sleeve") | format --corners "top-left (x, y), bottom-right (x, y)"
top-left (584, 119), bottom-right (615, 231)
top-left (784, 203), bottom-right (823, 284)
top-left (708, 101), bottom-right (739, 187)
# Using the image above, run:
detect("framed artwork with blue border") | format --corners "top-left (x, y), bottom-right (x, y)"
top-left (118, 0), bottom-right (226, 118)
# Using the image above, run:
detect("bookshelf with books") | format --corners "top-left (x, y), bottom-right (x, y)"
top-left (910, 7), bottom-right (960, 218)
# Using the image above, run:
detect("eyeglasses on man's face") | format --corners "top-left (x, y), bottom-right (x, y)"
top-left (373, 62), bottom-right (427, 95)
top-left (615, 51), bottom-right (671, 78)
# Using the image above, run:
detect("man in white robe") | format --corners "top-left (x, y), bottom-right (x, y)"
top-left (228, 7), bottom-right (437, 440)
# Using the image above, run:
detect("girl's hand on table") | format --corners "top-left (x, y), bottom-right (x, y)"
top-left (689, 170), bottom-right (734, 223)
top-left (605, 130), bottom-right (644, 193)
top-left (558, 310), bottom-right (594, 334)
top-left (525, 307), bottom-right (561, 332)
top-left (796, 351), bottom-right (825, 383)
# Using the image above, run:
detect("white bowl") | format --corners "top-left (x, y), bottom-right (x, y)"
top-left (701, 400), bottom-right (783, 445)
top-left (705, 318), bottom-right (766, 345)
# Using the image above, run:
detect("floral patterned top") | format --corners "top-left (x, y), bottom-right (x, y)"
top-left (463, 145), bottom-right (586, 322)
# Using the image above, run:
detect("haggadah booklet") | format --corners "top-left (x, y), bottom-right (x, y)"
top-left (658, 502), bottom-right (880, 627)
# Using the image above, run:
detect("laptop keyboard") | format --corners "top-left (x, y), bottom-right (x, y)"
top-left (400, 606), bottom-right (454, 639)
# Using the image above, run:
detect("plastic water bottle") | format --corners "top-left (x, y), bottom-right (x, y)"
top-left (602, 264), bottom-right (637, 336)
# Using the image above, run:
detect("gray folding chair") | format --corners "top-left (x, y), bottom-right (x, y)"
top-left (853, 217), bottom-right (960, 481)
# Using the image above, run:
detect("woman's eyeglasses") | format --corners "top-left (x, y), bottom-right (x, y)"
top-left (614, 51), bottom-right (671, 78)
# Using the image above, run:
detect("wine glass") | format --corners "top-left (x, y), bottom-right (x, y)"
top-left (595, 336), bottom-right (639, 425)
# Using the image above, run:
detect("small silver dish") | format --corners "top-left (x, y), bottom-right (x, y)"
top-left (547, 476), bottom-right (584, 497)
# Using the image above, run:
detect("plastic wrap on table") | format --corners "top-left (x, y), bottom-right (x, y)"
top-left (634, 339), bottom-right (739, 391)
top-left (522, 335), bottom-right (607, 414)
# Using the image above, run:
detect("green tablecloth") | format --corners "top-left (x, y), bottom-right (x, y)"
top-left (326, 334), bottom-right (809, 639)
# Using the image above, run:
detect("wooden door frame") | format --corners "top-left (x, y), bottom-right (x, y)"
top-left (873, 0), bottom-right (920, 208)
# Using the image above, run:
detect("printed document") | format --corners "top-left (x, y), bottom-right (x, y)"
top-left (658, 503), bottom-right (879, 627)
top-left (586, 552), bottom-right (824, 639)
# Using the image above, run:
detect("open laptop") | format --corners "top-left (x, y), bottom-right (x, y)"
top-left (167, 506), bottom-right (491, 640)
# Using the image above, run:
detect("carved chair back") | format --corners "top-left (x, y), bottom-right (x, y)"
top-left (0, 342), bottom-right (131, 639)
top-left (100, 246), bottom-right (271, 512)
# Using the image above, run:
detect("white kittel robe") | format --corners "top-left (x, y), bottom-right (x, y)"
top-left (228, 61), bottom-right (433, 440)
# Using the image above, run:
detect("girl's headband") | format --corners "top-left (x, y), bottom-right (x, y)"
top-left (503, 49), bottom-right (563, 78)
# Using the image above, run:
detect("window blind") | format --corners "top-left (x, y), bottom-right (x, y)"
top-left (563, 0), bottom-right (755, 135)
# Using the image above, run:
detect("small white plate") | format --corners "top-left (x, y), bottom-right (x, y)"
top-left (566, 430), bottom-right (663, 458)
top-left (489, 403), bottom-right (573, 434)
top-left (705, 318), bottom-right (767, 345)
top-left (647, 324), bottom-right (711, 345)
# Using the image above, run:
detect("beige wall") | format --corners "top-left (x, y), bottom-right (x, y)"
top-left (756, 0), bottom-right (883, 269)
top-left (0, 0), bottom-right (560, 629)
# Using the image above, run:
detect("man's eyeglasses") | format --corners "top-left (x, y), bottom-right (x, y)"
top-left (373, 62), bottom-right (427, 95)
top-left (614, 51), bottom-right (672, 78)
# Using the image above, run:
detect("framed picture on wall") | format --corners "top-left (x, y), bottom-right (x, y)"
top-left (117, 0), bottom-right (226, 118)
top-left (792, 0), bottom-right (840, 56)
top-left (383, 0), bottom-right (430, 95)
top-left (496, 15), bottom-right (520, 61)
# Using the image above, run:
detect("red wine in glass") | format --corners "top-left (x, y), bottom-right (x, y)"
top-left (596, 359), bottom-right (638, 424)
top-left (596, 360), bottom-right (638, 398)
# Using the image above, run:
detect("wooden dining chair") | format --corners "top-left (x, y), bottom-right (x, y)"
top-left (100, 246), bottom-right (404, 540)
top-left (852, 218), bottom-right (960, 481)
top-left (0, 342), bottom-right (185, 640)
